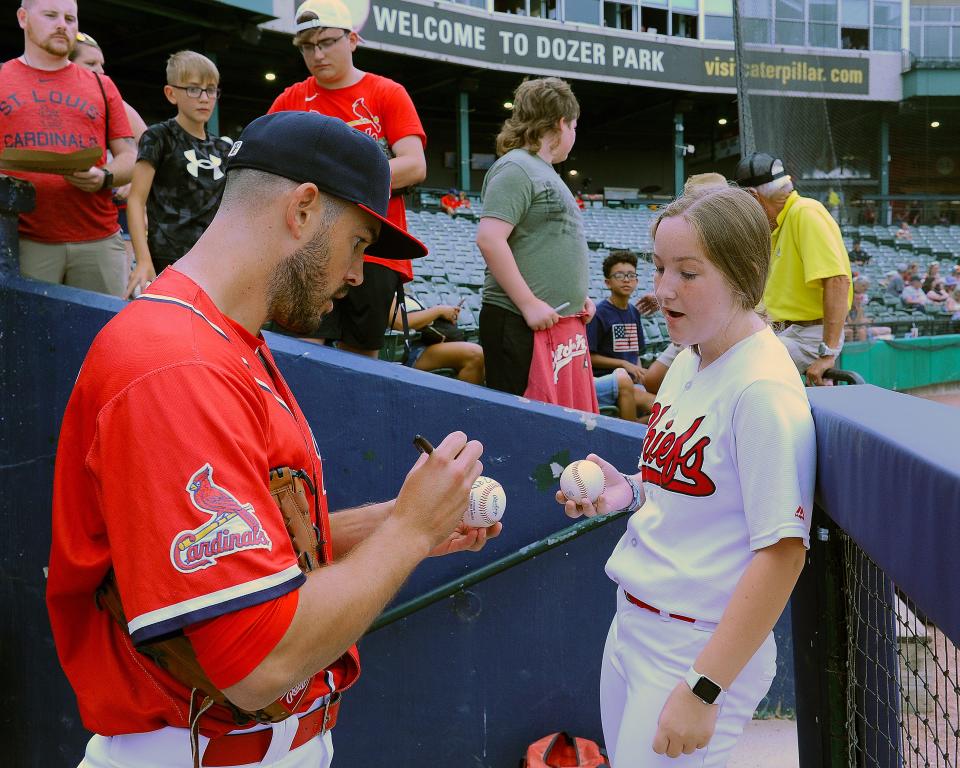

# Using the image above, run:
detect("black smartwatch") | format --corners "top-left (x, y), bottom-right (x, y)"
top-left (100, 168), bottom-right (114, 191)
top-left (684, 666), bottom-right (723, 705)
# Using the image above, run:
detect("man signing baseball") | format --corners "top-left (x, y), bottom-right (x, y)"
top-left (47, 111), bottom-right (501, 768)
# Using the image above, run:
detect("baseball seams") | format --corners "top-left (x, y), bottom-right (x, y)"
top-left (560, 460), bottom-right (605, 503)
top-left (465, 476), bottom-right (506, 527)
top-left (573, 467), bottom-right (589, 499)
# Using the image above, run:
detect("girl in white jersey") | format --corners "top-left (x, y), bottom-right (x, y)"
top-left (558, 186), bottom-right (816, 766)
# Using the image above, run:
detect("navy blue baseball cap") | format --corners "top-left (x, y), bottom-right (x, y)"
top-left (225, 111), bottom-right (426, 261)
top-left (734, 152), bottom-right (788, 188)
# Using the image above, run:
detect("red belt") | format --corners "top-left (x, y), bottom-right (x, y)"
top-left (201, 694), bottom-right (341, 767)
top-left (625, 592), bottom-right (697, 624)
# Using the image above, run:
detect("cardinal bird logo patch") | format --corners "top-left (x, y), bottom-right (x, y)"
top-left (170, 464), bottom-right (272, 573)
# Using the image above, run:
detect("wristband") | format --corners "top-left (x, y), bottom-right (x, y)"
top-left (620, 474), bottom-right (644, 513)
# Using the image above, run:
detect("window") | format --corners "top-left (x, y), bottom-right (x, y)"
top-left (494, 0), bottom-right (527, 14)
top-left (704, 0), bottom-right (732, 13)
top-left (776, 0), bottom-right (803, 20)
top-left (810, 22), bottom-right (838, 47)
top-left (809, 0), bottom-right (837, 22)
top-left (872, 26), bottom-right (899, 51)
top-left (872, 1), bottom-right (900, 26)
top-left (776, 19), bottom-right (805, 44)
top-left (743, 17), bottom-right (771, 43)
top-left (925, 26), bottom-right (950, 57)
top-left (909, 25), bottom-right (921, 55)
top-left (641, 6), bottom-right (668, 33)
top-left (565, 0), bottom-right (601, 24)
top-left (743, 0), bottom-right (771, 15)
top-left (672, 11), bottom-right (697, 37)
top-left (604, 0), bottom-right (637, 29)
top-left (841, 0), bottom-right (868, 26)
top-left (842, 26), bottom-right (869, 49)
top-left (704, 14), bottom-right (734, 39)
top-left (670, 0), bottom-right (698, 10)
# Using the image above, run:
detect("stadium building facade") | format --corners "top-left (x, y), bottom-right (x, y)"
top-left (2, 0), bottom-right (958, 220)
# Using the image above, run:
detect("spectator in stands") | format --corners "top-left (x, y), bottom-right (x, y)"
top-left (953, 264), bottom-right (960, 280)
top-left (595, 369), bottom-right (640, 422)
top-left (388, 294), bottom-right (485, 384)
top-left (895, 221), bottom-right (913, 242)
top-left (440, 188), bottom-right (471, 216)
top-left (3, 0), bottom-right (135, 297)
top-left (849, 239), bottom-right (870, 265)
top-left (69, 31), bottom-right (149, 283)
top-left (883, 269), bottom-right (904, 297)
top-left (268, 0), bottom-right (427, 358)
top-left (125, 52), bottom-right (232, 299)
top-left (69, 31), bottom-right (148, 161)
top-left (922, 261), bottom-right (940, 293)
top-left (847, 276), bottom-right (891, 342)
top-left (944, 278), bottom-right (960, 318)
top-left (588, 251), bottom-right (646, 382)
top-left (901, 275), bottom-right (928, 307)
top-left (926, 278), bottom-right (949, 304)
top-left (735, 153), bottom-right (852, 386)
top-left (476, 77), bottom-right (594, 397)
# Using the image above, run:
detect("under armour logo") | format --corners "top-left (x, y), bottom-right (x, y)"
top-left (183, 149), bottom-right (224, 180)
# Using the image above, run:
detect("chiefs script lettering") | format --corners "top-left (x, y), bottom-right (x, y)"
top-left (640, 403), bottom-right (716, 496)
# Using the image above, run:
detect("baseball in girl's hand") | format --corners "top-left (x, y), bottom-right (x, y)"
top-left (559, 460), bottom-right (606, 503)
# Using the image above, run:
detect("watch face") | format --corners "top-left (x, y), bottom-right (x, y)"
top-left (692, 676), bottom-right (722, 704)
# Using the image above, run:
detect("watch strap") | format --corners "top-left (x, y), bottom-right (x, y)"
top-left (620, 474), bottom-right (643, 513)
top-left (684, 666), bottom-right (723, 705)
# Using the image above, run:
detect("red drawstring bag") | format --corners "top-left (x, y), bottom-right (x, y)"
top-left (522, 732), bottom-right (610, 768)
top-left (523, 315), bottom-right (599, 414)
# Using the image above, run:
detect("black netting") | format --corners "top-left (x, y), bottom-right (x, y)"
top-left (841, 532), bottom-right (960, 767)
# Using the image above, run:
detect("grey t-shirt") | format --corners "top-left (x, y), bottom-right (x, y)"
top-left (479, 148), bottom-right (589, 316)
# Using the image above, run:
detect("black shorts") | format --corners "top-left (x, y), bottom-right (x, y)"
top-left (315, 261), bottom-right (402, 350)
top-left (479, 303), bottom-right (533, 395)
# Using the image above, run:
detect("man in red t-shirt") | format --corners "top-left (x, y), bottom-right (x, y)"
top-left (268, 0), bottom-right (427, 357)
top-left (47, 112), bottom-right (499, 768)
top-left (2, 0), bottom-right (135, 296)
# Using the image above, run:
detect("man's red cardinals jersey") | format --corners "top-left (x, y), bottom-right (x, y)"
top-left (47, 269), bottom-right (359, 738)
top-left (268, 73), bottom-right (426, 282)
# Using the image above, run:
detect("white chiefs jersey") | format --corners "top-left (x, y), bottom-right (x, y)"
top-left (605, 326), bottom-right (816, 624)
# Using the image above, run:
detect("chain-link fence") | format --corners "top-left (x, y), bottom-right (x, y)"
top-left (841, 531), bottom-right (960, 767)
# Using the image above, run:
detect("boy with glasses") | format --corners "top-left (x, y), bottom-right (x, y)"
top-left (268, 0), bottom-right (427, 356)
top-left (588, 251), bottom-right (647, 381)
top-left (126, 51), bottom-right (232, 296)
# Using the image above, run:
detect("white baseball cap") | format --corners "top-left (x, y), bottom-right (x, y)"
top-left (295, 0), bottom-right (355, 32)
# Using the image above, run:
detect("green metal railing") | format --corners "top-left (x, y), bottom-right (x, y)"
top-left (368, 509), bottom-right (628, 633)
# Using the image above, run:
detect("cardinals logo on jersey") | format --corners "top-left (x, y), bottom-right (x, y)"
top-left (170, 464), bottom-right (272, 573)
top-left (640, 403), bottom-right (716, 497)
top-left (346, 97), bottom-right (382, 138)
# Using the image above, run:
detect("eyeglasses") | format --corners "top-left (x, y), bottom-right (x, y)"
top-left (610, 272), bottom-right (639, 281)
top-left (169, 85), bottom-right (221, 99)
top-left (298, 32), bottom-right (349, 55)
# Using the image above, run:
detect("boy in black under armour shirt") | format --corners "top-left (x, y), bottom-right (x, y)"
top-left (126, 51), bottom-right (232, 296)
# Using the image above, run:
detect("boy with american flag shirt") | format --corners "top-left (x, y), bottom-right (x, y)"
top-left (587, 250), bottom-right (646, 382)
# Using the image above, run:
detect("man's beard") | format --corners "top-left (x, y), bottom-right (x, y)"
top-left (34, 31), bottom-right (73, 58)
top-left (267, 229), bottom-right (348, 335)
